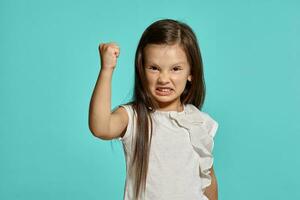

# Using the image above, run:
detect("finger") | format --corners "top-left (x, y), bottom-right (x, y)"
top-left (115, 48), bottom-right (120, 56)
top-left (114, 46), bottom-right (120, 54)
top-left (115, 50), bottom-right (119, 57)
top-left (110, 42), bottom-right (119, 48)
top-left (110, 42), bottom-right (118, 45)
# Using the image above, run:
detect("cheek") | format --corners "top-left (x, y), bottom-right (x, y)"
top-left (173, 76), bottom-right (187, 84)
top-left (174, 77), bottom-right (188, 90)
top-left (145, 73), bottom-right (156, 87)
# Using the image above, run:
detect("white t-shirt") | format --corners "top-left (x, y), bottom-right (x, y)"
top-left (118, 103), bottom-right (219, 200)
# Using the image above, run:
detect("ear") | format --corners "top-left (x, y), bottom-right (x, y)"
top-left (188, 74), bottom-right (192, 82)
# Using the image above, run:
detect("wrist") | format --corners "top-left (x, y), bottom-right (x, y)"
top-left (100, 66), bottom-right (115, 73)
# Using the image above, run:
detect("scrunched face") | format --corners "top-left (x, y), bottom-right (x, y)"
top-left (143, 43), bottom-right (192, 111)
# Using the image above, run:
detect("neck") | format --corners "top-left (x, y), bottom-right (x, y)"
top-left (156, 101), bottom-right (183, 112)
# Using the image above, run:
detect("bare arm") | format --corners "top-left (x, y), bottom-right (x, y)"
top-left (204, 166), bottom-right (218, 200)
top-left (88, 43), bottom-right (128, 140)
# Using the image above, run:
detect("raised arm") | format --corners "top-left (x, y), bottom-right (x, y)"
top-left (88, 42), bottom-right (128, 140)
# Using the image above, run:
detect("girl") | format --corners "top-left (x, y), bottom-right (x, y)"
top-left (89, 19), bottom-right (219, 200)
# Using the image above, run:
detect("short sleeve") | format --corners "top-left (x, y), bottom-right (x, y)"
top-left (118, 104), bottom-right (134, 142)
top-left (207, 117), bottom-right (219, 138)
top-left (202, 112), bottom-right (219, 138)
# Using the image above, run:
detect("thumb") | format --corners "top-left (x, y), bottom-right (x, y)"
top-left (115, 49), bottom-right (120, 58)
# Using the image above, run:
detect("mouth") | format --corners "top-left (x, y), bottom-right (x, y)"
top-left (155, 87), bottom-right (174, 96)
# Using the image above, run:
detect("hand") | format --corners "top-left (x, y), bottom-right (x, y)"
top-left (98, 42), bottom-right (120, 70)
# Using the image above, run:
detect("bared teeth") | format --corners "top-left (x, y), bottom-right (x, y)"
top-left (156, 87), bottom-right (173, 95)
top-left (157, 87), bottom-right (172, 90)
top-left (157, 88), bottom-right (171, 92)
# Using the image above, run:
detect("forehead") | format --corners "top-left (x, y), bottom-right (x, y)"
top-left (143, 44), bottom-right (188, 65)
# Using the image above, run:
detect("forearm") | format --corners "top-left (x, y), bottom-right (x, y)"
top-left (204, 168), bottom-right (218, 200)
top-left (88, 68), bottom-right (114, 136)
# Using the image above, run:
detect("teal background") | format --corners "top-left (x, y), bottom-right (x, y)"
top-left (1, 0), bottom-right (299, 199)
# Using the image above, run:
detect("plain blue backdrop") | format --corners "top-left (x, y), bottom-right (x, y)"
top-left (1, 0), bottom-right (299, 199)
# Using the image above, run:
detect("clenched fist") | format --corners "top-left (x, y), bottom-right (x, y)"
top-left (98, 42), bottom-right (120, 70)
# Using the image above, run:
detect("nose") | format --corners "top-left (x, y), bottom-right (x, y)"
top-left (158, 71), bottom-right (170, 83)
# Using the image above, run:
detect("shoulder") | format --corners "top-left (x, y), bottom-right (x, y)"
top-left (112, 103), bottom-right (136, 124)
top-left (186, 104), bottom-right (219, 137)
top-left (114, 103), bottom-right (137, 141)
top-left (186, 104), bottom-right (217, 121)
top-left (117, 103), bottom-right (136, 117)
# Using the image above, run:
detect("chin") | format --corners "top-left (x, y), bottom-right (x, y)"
top-left (152, 92), bottom-right (178, 103)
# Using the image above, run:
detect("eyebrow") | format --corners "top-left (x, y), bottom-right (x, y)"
top-left (145, 61), bottom-right (186, 66)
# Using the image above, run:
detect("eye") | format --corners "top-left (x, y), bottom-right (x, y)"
top-left (172, 66), bottom-right (182, 71)
top-left (148, 66), bottom-right (159, 71)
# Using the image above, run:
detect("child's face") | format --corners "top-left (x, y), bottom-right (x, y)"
top-left (143, 43), bottom-right (192, 109)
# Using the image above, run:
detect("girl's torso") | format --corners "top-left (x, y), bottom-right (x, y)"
top-left (118, 103), bottom-right (217, 200)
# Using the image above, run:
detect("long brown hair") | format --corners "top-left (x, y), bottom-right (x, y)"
top-left (125, 18), bottom-right (206, 199)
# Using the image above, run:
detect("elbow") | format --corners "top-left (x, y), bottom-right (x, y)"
top-left (88, 118), bottom-right (101, 138)
top-left (88, 119), bottom-right (111, 140)
top-left (88, 125), bottom-right (108, 140)
top-left (203, 167), bottom-right (218, 200)
top-left (88, 124), bottom-right (98, 138)
top-left (88, 121), bottom-right (99, 138)
top-left (204, 180), bottom-right (218, 200)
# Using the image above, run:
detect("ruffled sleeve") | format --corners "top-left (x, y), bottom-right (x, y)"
top-left (168, 104), bottom-right (219, 191)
